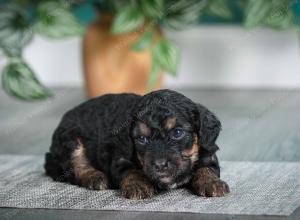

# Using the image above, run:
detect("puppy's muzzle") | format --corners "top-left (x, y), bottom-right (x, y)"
top-left (154, 158), bottom-right (169, 171)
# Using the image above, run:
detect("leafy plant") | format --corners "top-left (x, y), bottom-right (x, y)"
top-left (0, 0), bottom-right (300, 100)
top-left (0, 0), bottom-right (84, 100)
top-left (34, 1), bottom-right (84, 38)
top-left (2, 59), bottom-right (51, 100)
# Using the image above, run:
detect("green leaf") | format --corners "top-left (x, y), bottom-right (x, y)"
top-left (111, 5), bottom-right (145, 34)
top-left (264, 10), bottom-right (292, 29)
top-left (0, 4), bottom-right (33, 56)
top-left (207, 0), bottom-right (233, 19)
top-left (140, 0), bottom-right (164, 19)
top-left (147, 55), bottom-right (161, 91)
top-left (152, 39), bottom-right (180, 75)
top-left (1, 59), bottom-right (51, 100)
top-left (244, 0), bottom-right (273, 28)
top-left (164, 0), bottom-right (208, 29)
top-left (263, 0), bottom-right (292, 29)
top-left (131, 31), bottom-right (153, 51)
top-left (245, 0), bottom-right (293, 29)
top-left (34, 2), bottom-right (84, 39)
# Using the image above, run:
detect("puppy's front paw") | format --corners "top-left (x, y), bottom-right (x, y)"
top-left (80, 171), bottom-right (108, 190)
top-left (192, 168), bottom-right (230, 197)
top-left (120, 170), bottom-right (154, 200)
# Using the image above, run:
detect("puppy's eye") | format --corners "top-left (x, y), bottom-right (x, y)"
top-left (171, 129), bottom-right (185, 140)
top-left (137, 136), bottom-right (149, 145)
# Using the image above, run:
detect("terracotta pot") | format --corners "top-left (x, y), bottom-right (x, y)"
top-left (82, 13), bottom-right (163, 98)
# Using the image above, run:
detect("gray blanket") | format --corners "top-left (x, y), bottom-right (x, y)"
top-left (0, 155), bottom-right (299, 216)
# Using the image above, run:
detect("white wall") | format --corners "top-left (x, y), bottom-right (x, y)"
top-left (1, 26), bottom-right (300, 88)
top-left (24, 37), bottom-right (84, 87)
top-left (165, 26), bottom-right (300, 89)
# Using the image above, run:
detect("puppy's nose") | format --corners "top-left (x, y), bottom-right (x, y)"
top-left (154, 159), bottom-right (168, 171)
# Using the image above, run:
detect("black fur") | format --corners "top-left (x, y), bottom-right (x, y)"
top-left (45, 89), bottom-right (229, 199)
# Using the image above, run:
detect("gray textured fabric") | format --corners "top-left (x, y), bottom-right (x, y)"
top-left (0, 155), bottom-right (300, 216)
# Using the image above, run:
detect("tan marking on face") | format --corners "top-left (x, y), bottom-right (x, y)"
top-left (164, 117), bottom-right (177, 130)
top-left (182, 135), bottom-right (199, 164)
top-left (137, 153), bottom-right (144, 166)
top-left (138, 122), bottom-right (150, 136)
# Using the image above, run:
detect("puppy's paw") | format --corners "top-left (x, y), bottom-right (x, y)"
top-left (193, 178), bottom-right (229, 197)
top-left (192, 168), bottom-right (230, 197)
top-left (81, 171), bottom-right (108, 190)
top-left (121, 181), bottom-right (154, 200)
top-left (120, 170), bottom-right (154, 200)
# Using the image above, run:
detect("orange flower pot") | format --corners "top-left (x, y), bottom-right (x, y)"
top-left (82, 14), bottom-right (163, 98)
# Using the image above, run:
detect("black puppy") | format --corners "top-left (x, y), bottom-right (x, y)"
top-left (45, 89), bottom-right (229, 199)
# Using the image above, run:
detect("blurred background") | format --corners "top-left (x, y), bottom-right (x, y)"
top-left (6, 26), bottom-right (300, 89)
top-left (1, 0), bottom-right (300, 161)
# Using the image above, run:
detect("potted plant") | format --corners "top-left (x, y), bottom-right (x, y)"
top-left (0, 0), bottom-right (300, 100)
top-left (0, 0), bottom-right (207, 100)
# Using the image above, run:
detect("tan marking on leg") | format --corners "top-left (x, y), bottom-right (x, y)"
top-left (192, 167), bottom-right (230, 197)
top-left (71, 139), bottom-right (107, 190)
top-left (164, 117), bottom-right (177, 130)
top-left (120, 170), bottom-right (154, 200)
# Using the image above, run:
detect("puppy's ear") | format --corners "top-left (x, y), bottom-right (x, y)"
top-left (194, 104), bottom-right (221, 153)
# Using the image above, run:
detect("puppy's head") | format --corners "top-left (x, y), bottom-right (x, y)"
top-left (131, 90), bottom-right (221, 189)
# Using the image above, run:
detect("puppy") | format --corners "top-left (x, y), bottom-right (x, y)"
top-left (45, 89), bottom-right (229, 199)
